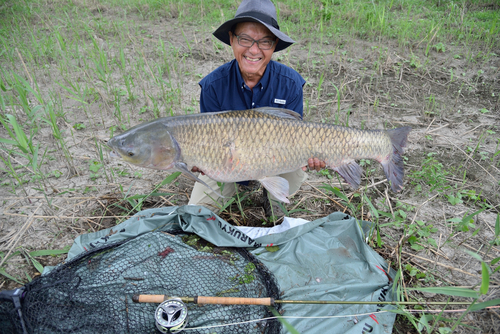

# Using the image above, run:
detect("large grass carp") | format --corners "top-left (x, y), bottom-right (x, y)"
top-left (107, 108), bottom-right (410, 203)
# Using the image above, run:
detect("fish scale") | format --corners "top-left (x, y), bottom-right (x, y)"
top-left (169, 110), bottom-right (388, 180)
top-left (107, 108), bottom-right (411, 203)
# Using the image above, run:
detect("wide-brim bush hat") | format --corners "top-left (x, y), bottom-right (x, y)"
top-left (213, 0), bottom-right (295, 52)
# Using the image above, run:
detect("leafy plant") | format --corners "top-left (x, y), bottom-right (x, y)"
top-left (404, 263), bottom-right (426, 279)
top-left (0, 113), bottom-right (37, 156)
top-left (410, 153), bottom-right (450, 193)
top-left (446, 192), bottom-right (463, 205)
top-left (447, 208), bottom-right (485, 233)
top-left (239, 262), bottom-right (256, 284)
top-left (406, 220), bottom-right (438, 251)
top-left (378, 201), bottom-right (414, 229)
top-left (73, 123), bottom-right (86, 130)
top-left (0, 246), bottom-right (70, 285)
top-left (433, 42), bottom-right (445, 53)
top-left (89, 159), bottom-right (103, 180)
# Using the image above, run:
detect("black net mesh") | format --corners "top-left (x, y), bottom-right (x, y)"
top-left (0, 231), bottom-right (282, 334)
top-left (0, 297), bottom-right (22, 333)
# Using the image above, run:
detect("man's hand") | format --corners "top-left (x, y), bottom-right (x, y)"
top-left (303, 157), bottom-right (326, 172)
top-left (191, 166), bottom-right (205, 175)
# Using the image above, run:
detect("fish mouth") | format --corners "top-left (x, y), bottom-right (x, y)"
top-left (109, 150), bottom-right (121, 159)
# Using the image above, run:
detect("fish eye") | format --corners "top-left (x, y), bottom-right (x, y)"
top-left (128, 152), bottom-right (134, 157)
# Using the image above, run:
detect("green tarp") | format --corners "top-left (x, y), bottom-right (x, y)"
top-left (58, 205), bottom-right (396, 333)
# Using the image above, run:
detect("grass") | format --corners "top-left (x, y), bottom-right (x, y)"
top-left (0, 0), bottom-right (499, 332)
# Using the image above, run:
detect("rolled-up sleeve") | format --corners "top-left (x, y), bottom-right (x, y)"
top-left (285, 81), bottom-right (305, 117)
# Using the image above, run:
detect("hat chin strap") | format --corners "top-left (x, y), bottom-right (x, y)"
top-left (236, 11), bottom-right (279, 30)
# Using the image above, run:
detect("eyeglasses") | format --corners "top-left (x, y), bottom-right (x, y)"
top-left (233, 34), bottom-right (276, 50)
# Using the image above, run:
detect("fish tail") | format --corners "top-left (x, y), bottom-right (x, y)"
top-left (380, 126), bottom-right (411, 192)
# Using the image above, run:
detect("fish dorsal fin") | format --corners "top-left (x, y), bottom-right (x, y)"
top-left (253, 107), bottom-right (302, 120)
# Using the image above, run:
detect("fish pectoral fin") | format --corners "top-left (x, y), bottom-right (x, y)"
top-left (259, 176), bottom-right (290, 204)
top-left (173, 162), bottom-right (228, 199)
top-left (332, 160), bottom-right (363, 189)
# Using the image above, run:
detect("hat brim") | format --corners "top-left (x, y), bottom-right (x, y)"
top-left (213, 16), bottom-right (295, 52)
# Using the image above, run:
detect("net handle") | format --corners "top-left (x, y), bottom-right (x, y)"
top-left (133, 294), bottom-right (274, 306)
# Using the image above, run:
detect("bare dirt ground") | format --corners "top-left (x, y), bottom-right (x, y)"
top-left (1, 2), bottom-right (499, 333)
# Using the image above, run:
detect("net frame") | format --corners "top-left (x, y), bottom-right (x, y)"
top-left (0, 230), bottom-right (282, 334)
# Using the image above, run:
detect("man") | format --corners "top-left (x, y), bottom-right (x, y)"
top-left (188, 0), bottom-right (324, 214)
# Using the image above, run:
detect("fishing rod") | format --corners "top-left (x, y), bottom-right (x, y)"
top-left (132, 294), bottom-right (470, 307)
top-left (133, 294), bottom-right (477, 333)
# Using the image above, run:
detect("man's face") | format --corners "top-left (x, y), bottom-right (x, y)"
top-left (229, 22), bottom-right (277, 83)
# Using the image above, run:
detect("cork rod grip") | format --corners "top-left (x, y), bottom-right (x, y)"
top-left (196, 296), bottom-right (273, 306)
top-left (132, 294), bottom-right (274, 306)
top-left (132, 295), bottom-right (167, 303)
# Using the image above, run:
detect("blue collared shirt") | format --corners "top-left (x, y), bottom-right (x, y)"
top-left (199, 59), bottom-right (306, 117)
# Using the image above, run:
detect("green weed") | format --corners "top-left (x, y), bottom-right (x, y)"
top-left (43, 102), bottom-right (75, 170)
top-left (0, 113), bottom-right (36, 156)
top-left (0, 246), bottom-right (70, 285)
top-left (447, 208), bottom-right (485, 234)
top-left (89, 160), bottom-right (104, 181)
top-left (109, 172), bottom-right (180, 219)
top-left (410, 153), bottom-right (450, 193)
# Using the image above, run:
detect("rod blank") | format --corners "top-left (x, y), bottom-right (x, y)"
top-left (132, 294), bottom-right (469, 306)
top-left (197, 296), bottom-right (273, 306)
